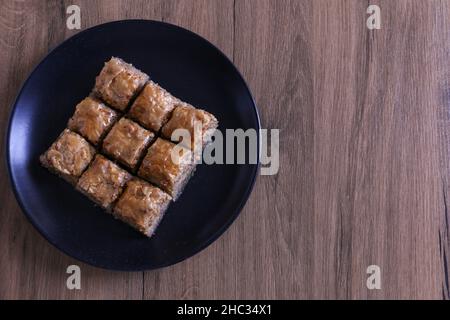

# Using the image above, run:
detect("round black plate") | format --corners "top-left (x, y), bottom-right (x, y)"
top-left (6, 20), bottom-right (259, 271)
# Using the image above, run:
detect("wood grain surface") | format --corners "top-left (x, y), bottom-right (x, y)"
top-left (0, 0), bottom-right (449, 299)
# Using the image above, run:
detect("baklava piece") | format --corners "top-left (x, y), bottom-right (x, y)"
top-left (128, 81), bottom-right (177, 132)
top-left (77, 155), bottom-right (132, 210)
top-left (93, 57), bottom-right (149, 111)
top-left (161, 103), bottom-right (218, 150)
top-left (40, 129), bottom-right (95, 184)
top-left (102, 118), bottom-right (154, 170)
top-left (113, 179), bottom-right (172, 237)
top-left (138, 138), bottom-right (195, 200)
top-left (67, 97), bottom-right (119, 146)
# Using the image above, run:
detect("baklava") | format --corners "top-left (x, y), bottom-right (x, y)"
top-left (138, 138), bottom-right (195, 200)
top-left (77, 155), bottom-right (132, 210)
top-left (93, 57), bottom-right (148, 111)
top-left (113, 179), bottom-right (172, 237)
top-left (102, 118), bottom-right (154, 170)
top-left (128, 81), bottom-right (177, 132)
top-left (161, 103), bottom-right (218, 150)
top-left (67, 97), bottom-right (119, 146)
top-left (40, 129), bottom-right (95, 185)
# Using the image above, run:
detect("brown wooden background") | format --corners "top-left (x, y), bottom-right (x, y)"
top-left (1, 0), bottom-right (449, 300)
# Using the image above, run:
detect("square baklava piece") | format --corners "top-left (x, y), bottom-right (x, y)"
top-left (161, 103), bottom-right (218, 150)
top-left (138, 138), bottom-right (195, 200)
top-left (102, 118), bottom-right (154, 170)
top-left (77, 155), bottom-right (132, 210)
top-left (93, 57), bottom-right (148, 111)
top-left (67, 97), bottom-right (119, 146)
top-left (40, 129), bottom-right (96, 184)
top-left (127, 81), bottom-right (177, 132)
top-left (113, 179), bottom-right (172, 237)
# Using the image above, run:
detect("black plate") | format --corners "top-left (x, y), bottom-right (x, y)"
top-left (6, 20), bottom-right (260, 271)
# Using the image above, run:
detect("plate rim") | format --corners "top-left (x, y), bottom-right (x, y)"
top-left (5, 19), bottom-right (261, 271)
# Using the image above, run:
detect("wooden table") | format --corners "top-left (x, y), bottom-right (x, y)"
top-left (1, 0), bottom-right (449, 300)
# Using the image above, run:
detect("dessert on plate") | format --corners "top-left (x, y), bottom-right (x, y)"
top-left (138, 138), bottom-right (195, 200)
top-left (161, 103), bottom-right (218, 150)
top-left (67, 97), bottom-right (119, 146)
top-left (40, 129), bottom-right (95, 185)
top-left (77, 155), bottom-right (132, 210)
top-left (102, 118), bottom-right (154, 170)
top-left (40, 57), bottom-right (218, 237)
top-left (113, 178), bottom-right (172, 237)
top-left (93, 57), bottom-right (148, 111)
top-left (128, 81), bottom-right (178, 132)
